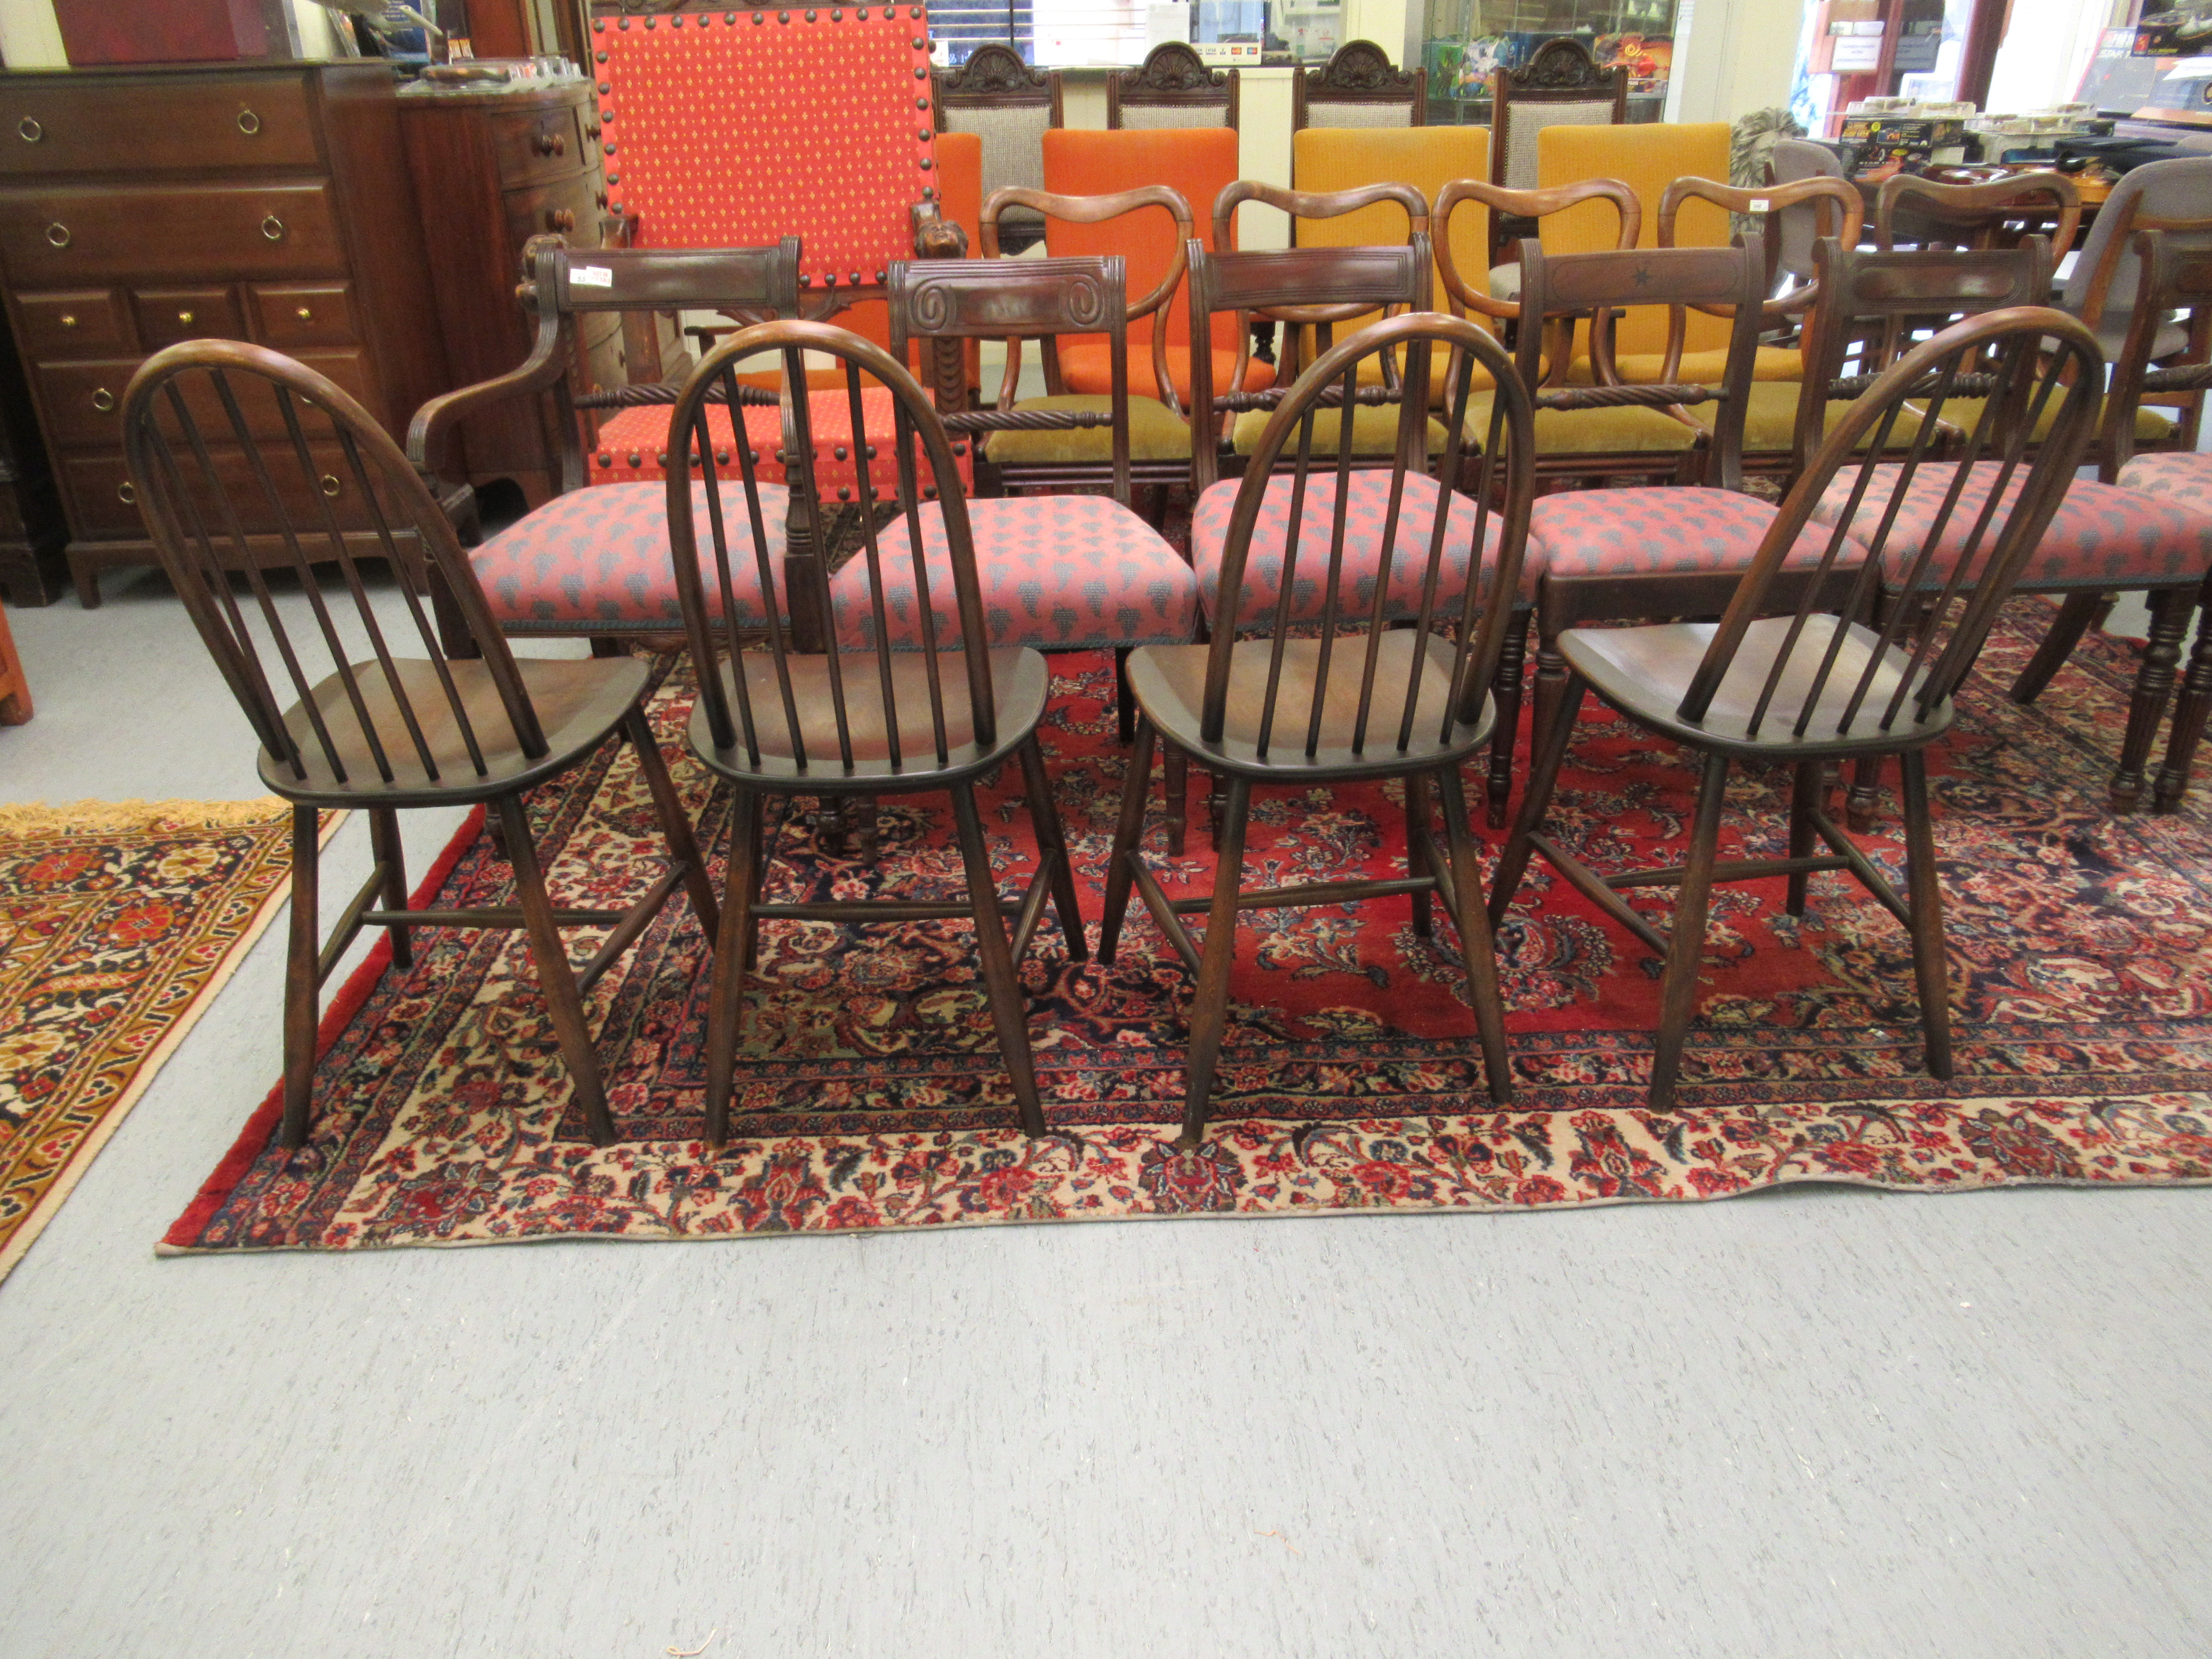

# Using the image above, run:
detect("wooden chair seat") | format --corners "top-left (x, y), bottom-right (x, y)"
top-left (1564, 615), bottom-right (1944, 756)
top-left (269, 655), bottom-right (652, 805)
top-left (689, 645), bottom-right (1046, 789)
top-left (1128, 632), bottom-right (1490, 780)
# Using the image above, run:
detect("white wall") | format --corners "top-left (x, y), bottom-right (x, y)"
top-left (1666, 0), bottom-right (1802, 124)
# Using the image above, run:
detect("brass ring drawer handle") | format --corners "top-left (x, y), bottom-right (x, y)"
top-left (17, 117), bottom-right (41, 143)
top-left (44, 222), bottom-right (68, 248)
top-left (90, 388), bottom-right (114, 413)
top-left (116, 481), bottom-right (135, 505)
top-left (320, 474), bottom-right (341, 498)
top-left (261, 215), bottom-right (285, 242)
top-left (237, 108), bottom-right (261, 136)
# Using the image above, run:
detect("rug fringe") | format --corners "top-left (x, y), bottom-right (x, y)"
top-left (0, 797), bottom-right (294, 836)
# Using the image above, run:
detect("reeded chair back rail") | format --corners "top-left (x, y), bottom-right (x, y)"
top-left (1186, 239), bottom-right (1433, 490)
top-left (1098, 310), bottom-right (1537, 1145)
top-left (126, 340), bottom-right (721, 1148)
top-left (1490, 303), bottom-right (2103, 1108)
top-left (664, 319), bottom-right (1086, 1144)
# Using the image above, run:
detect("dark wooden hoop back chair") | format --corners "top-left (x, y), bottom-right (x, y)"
top-left (1485, 38), bottom-right (1628, 271)
top-left (1491, 304), bottom-right (2106, 1109)
top-left (664, 319), bottom-right (1087, 1146)
top-left (1107, 41), bottom-right (1239, 131)
top-left (1098, 308), bottom-right (1539, 1147)
top-left (125, 340), bottom-right (720, 1149)
top-left (1656, 174), bottom-right (1886, 484)
top-left (933, 44), bottom-right (1064, 253)
top-left (976, 183), bottom-right (1196, 501)
top-left (1290, 40), bottom-right (1426, 132)
top-left (2030, 229), bottom-right (2212, 815)
top-left (409, 238), bottom-right (802, 656)
top-left (1799, 239), bottom-right (2212, 821)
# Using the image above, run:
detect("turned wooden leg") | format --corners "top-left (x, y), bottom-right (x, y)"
top-left (1845, 755), bottom-right (1884, 833)
top-left (1489, 670), bottom-right (1589, 929)
top-left (1098, 718), bottom-right (1155, 965)
top-left (279, 804), bottom-right (322, 1150)
top-left (1164, 750), bottom-right (1189, 858)
top-left (1785, 759), bottom-right (1821, 919)
top-left (951, 782), bottom-right (1046, 1138)
top-left (1897, 750), bottom-right (1953, 1080)
top-left (1485, 608), bottom-right (1530, 829)
top-left (2153, 580), bottom-right (2212, 813)
top-left (703, 788), bottom-right (761, 1150)
top-left (1018, 736), bottom-right (1089, 963)
top-left (1649, 752), bottom-right (1731, 1111)
top-left (2110, 587), bottom-right (2192, 813)
top-left (1438, 767), bottom-right (1513, 1106)
top-left (1179, 774), bottom-right (1252, 1149)
top-left (368, 806), bottom-right (412, 972)
top-left (1405, 769), bottom-right (1435, 938)
top-left (499, 792), bottom-right (615, 1147)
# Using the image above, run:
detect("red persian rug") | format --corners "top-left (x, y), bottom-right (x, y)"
top-left (163, 604), bottom-right (2212, 1252)
top-left (0, 798), bottom-right (309, 1277)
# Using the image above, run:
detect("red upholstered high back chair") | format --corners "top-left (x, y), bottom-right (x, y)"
top-left (1041, 127), bottom-right (1271, 407)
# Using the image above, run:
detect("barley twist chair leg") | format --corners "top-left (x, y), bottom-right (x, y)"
top-left (1178, 773), bottom-right (1253, 1149)
top-left (498, 792), bottom-right (617, 1147)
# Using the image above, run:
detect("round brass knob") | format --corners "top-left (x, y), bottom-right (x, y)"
top-left (545, 208), bottom-right (576, 233)
top-left (17, 117), bottom-right (41, 143)
top-left (177, 309), bottom-right (194, 325)
top-left (58, 313), bottom-right (75, 329)
top-left (320, 474), bottom-right (341, 498)
top-left (296, 305), bottom-right (313, 321)
top-left (44, 222), bottom-right (69, 248)
top-left (261, 215), bottom-right (285, 242)
top-left (534, 131), bottom-right (566, 157)
top-left (116, 481), bottom-right (134, 505)
top-left (237, 108), bottom-right (261, 136)
top-left (90, 388), bottom-right (114, 413)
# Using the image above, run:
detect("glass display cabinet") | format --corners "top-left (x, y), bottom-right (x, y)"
top-left (1421, 0), bottom-right (1677, 125)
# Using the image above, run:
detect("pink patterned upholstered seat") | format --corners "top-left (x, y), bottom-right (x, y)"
top-left (2118, 451), bottom-right (2212, 519)
top-left (1813, 462), bottom-right (2212, 590)
top-left (1190, 470), bottom-right (1537, 630)
top-left (590, 387), bottom-right (972, 498)
top-left (1531, 485), bottom-right (1846, 585)
top-left (472, 480), bottom-right (789, 632)
top-left (830, 493), bottom-right (1197, 652)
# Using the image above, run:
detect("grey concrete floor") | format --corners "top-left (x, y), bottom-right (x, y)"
top-left (1, 565), bottom-right (2209, 1658)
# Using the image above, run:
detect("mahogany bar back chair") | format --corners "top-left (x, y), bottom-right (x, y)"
top-left (410, 238), bottom-right (800, 655)
top-left (1490, 305), bottom-right (2107, 1109)
top-left (664, 320), bottom-right (1086, 1147)
top-left (1290, 39), bottom-right (1426, 131)
top-left (1800, 239), bottom-right (2212, 818)
top-left (2020, 229), bottom-right (2212, 815)
top-left (1505, 236), bottom-right (1868, 832)
top-left (975, 183), bottom-right (1197, 506)
top-left (1107, 40), bottom-right (1239, 130)
top-left (124, 341), bottom-right (719, 1149)
top-left (1099, 309), bottom-right (1538, 1147)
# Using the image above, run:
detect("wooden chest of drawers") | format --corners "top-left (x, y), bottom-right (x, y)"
top-left (401, 79), bottom-right (617, 509)
top-left (0, 64), bottom-right (448, 605)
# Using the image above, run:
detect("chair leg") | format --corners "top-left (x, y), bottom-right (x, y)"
top-left (702, 787), bottom-right (762, 1150)
top-left (1897, 750), bottom-right (1954, 1080)
top-left (1115, 646), bottom-right (1135, 744)
top-left (1485, 609), bottom-right (1530, 829)
top-left (2112, 587), bottom-right (2193, 813)
top-left (368, 806), bottom-right (412, 971)
top-left (1649, 751), bottom-right (1732, 1111)
top-left (951, 781), bottom-right (1047, 1138)
top-left (1018, 735), bottom-right (1089, 963)
top-left (2154, 582), bottom-right (2212, 813)
top-left (2009, 589), bottom-right (2103, 705)
top-left (1785, 759), bottom-right (1822, 919)
top-left (1164, 750), bottom-right (1189, 857)
top-left (1529, 622), bottom-right (1568, 787)
top-left (1098, 718), bottom-right (1156, 965)
top-left (623, 705), bottom-right (721, 944)
top-left (497, 792), bottom-right (616, 1147)
top-left (1437, 767), bottom-right (1514, 1106)
top-left (280, 804), bottom-right (322, 1150)
top-left (1179, 773), bottom-right (1253, 1149)
top-left (1405, 769), bottom-right (1435, 938)
top-left (1488, 669), bottom-right (1589, 928)
top-left (1845, 754), bottom-right (1883, 833)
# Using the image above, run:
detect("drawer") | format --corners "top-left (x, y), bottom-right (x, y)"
top-left (64, 446), bottom-right (384, 540)
top-left (14, 288), bottom-right (128, 357)
top-left (488, 104), bottom-right (584, 189)
top-left (503, 176), bottom-right (602, 252)
top-left (133, 287), bottom-right (244, 352)
top-left (0, 77), bottom-right (319, 176)
top-left (249, 282), bottom-right (356, 349)
top-left (0, 183), bottom-right (343, 285)
top-left (36, 350), bottom-right (372, 448)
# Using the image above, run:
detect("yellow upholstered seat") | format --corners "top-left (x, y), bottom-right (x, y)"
top-left (986, 393), bottom-right (1193, 465)
top-left (1681, 381), bottom-right (1940, 452)
top-left (1907, 394), bottom-right (2177, 445)
top-left (1230, 402), bottom-right (1450, 456)
top-left (1461, 392), bottom-right (1700, 454)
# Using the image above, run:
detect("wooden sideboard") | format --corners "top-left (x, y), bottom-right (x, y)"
top-left (401, 78), bottom-right (615, 508)
top-left (0, 64), bottom-right (447, 606)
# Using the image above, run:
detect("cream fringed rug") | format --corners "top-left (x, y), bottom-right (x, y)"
top-left (0, 798), bottom-right (324, 1278)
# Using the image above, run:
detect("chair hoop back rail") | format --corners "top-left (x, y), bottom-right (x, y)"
top-left (661, 317), bottom-right (1089, 1143)
top-left (1099, 309), bottom-right (1539, 1145)
top-left (2102, 228), bottom-right (2212, 480)
top-left (124, 339), bottom-right (722, 1148)
top-left (1432, 177), bottom-right (1641, 326)
top-left (1657, 174), bottom-right (1865, 326)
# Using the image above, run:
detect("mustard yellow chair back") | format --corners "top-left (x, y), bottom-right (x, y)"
top-left (1291, 125), bottom-right (1490, 322)
top-left (1538, 122), bottom-right (1732, 362)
